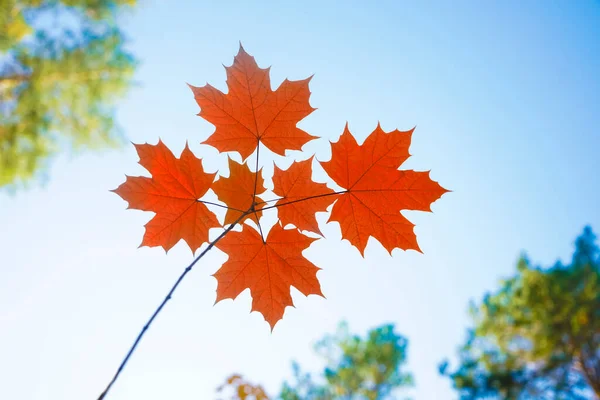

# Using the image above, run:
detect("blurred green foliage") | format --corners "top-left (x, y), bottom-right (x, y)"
top-left (218, 323), bottom-right (413, 400)
top-left (441, 226), bottom-right (600, 399)
top-left (0, 0), bottom-right (137, 188)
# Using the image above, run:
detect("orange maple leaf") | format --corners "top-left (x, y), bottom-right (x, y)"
top-left (216, 374), bottom-right (269, 400)
top-left (212, 157), bottom-right (266, 226)
top-left (111, 45), bottom-right (448, 333)
top-left (272, 157), bottom-right (336, 235)
top-left (320, 123), bottom-right (449, 255)
top-left (112, 140), bottom-right (220, 252)
top-left (103, 44), bottom-right (451, 400)
top-left (188, 44), bottom-right (316, 161)
top-left (213, 223), bottom-right (323, 329)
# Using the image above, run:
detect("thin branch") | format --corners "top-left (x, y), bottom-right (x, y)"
top-left (197, 199), bottom-right (244, 212)
top-left (252, 139), bottom-right (261, 202)
top-left (0, 69), bottom-right (127, 84)
top-left (261, 190), bottom-right (347, 211)
top-left (253, 211), bottom-right (265, 243)
top-left (578, 346), bottom-right (600, 397)
top-left (0, 74), bottom-right (30, 83)
top-left (248, 138), bottom-right (265, 242)
top-left (96, 211), bottom-right (250, 400)
top-left (254, 197), bottom-right (283, 206)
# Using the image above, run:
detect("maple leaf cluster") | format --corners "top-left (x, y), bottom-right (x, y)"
top-left (113, 45), bottom-right (448, 329)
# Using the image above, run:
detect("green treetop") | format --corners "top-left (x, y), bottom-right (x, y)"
top-left (0, 0), bottom-right (137, 189)
top-left (441, 226), bottom-right (600, 399)
top-left (218, 322), bottom-right (414, 400)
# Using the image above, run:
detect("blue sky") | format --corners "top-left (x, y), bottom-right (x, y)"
top-left (1, 1), bottom-right (599, 399)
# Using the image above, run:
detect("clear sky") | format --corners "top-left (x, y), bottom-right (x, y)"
top-left (1, 1), bottom-right (599, 399)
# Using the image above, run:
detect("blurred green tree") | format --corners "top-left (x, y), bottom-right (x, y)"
top-left (218, 322), bottom-right (414, 400)
top-left (440, 226), bottom-right (600, 399)
top-left (0, 0), bottom-right (137, 188)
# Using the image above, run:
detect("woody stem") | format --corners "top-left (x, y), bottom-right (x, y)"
top-left (260, 190), bottom-right (348, 211)
top-left (96, 211), bottom-right (250, 400)
top-left (197, 199), bottom-right (245, 212)
top-left (251, 139), bottom-right (265, 242)
top-left (252, 140), bottom-right (261, 201)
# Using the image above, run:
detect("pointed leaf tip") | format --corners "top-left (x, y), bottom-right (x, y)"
top-left (113, 141), bottom-right (220, 253)
top-left (213, 224), bottom-right (322, 329)
top-left (190, 46), bottom-right (316, 159)
top-left (320, 124), bottom-right (448, 255)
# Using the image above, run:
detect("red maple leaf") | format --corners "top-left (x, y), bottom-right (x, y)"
top-left (112, 45), bottom-right (448, 330)
top-left (272, 157), bottom-right (336, 235)
top-left (213, 223), bottom-right (323, 330)
top-left (320, 123), bottom-right (449, 255)
top-left (212, 157), bottom-right (266, 226)
top-left (188, 44), bottom-right (316, 161)
top-left (112, 140), bottom-right (219, 252)
top-left (104, 42), bottom-right (451, 400)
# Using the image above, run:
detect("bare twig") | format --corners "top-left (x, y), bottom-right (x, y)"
top-left (253, 211), bottom-right (265, 243)
top-left (252, 139), bottom-right (261, 201)
top-left (254, 197), bottom-right (282, 206)
top-left (96, 211), bottom-right (249, 400)
top-left (260, 190), bottom-right (347, 211)
top-left (198, 199), bottom-right (245, 212)
top-left (98, 149), bottom-right (345, 398)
